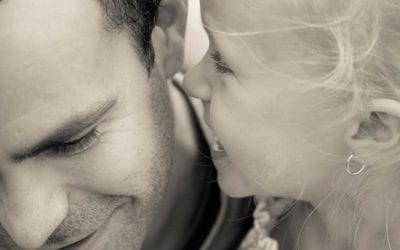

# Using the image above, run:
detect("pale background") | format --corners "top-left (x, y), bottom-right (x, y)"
top-left (183, 1), bottom-right (208, 71)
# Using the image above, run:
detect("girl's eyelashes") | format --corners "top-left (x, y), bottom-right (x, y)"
top-left (46, 128), bottom-right (100, 157)
top-left (211, 51), bottom-right (234, 74)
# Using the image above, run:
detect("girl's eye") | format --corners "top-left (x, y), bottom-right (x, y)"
top-left (47, 128), bottom-right (100, 157)
top-left (211, 51), bottom-right (234, 74)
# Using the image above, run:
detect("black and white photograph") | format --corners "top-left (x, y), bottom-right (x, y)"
top-left (0, 0), bottom-right (398, 249)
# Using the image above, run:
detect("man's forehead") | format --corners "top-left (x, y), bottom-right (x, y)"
top-left (0, 0), bottom-right (143, 156)
top-left (0, 0), bottom-right (117, 120)
top-left (0, 0), bottom-right (110, 66)
top-left (0, 0), bottom-right (106, 42)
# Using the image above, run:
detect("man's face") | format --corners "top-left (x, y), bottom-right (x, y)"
top-left (0, 0), bottom-right (173, 249)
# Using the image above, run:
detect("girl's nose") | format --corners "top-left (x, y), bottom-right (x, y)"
top-left (183, 58), bottom-right (212, 102)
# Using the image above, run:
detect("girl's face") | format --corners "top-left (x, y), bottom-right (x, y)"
top-left (184, 0), bottom-right (351, 199)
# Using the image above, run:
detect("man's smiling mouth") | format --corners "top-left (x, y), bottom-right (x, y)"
top-left (59, 231), bottom-right (97, 250)
top-left (43, 199), bottom-right (134, 250)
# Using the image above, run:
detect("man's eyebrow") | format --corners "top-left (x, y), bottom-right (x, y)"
top-left (11, 97), bottom-right (118, 162)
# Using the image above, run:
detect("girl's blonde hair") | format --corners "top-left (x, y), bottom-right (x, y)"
top-left (289, 0), bottom-right (400, 107)
top-left (287, 0), bottom-right (400, 167)
top-left (206, 0), bottom-right (400, 166)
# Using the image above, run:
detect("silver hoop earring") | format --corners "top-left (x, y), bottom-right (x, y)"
top-left (346, 153), bottom-right (366, 176)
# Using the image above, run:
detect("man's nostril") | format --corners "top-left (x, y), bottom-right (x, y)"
top-left (0, 182), bottom-right (69, 249)
top-left (0, 223), bottom-right (18, 249)
top-left (45, 230), bottom-right (69, 246)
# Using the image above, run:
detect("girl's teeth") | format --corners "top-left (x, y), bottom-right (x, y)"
top-left (212, 139), bottom-right (225, 152)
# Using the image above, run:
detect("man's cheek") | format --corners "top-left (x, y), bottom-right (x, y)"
top-left (58, 131), bottom-right (169, 199)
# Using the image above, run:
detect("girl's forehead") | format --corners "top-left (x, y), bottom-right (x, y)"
top-left (200, 0), bottom-right (301, 33)
top-left (200, 0), bottom-right (309, 74)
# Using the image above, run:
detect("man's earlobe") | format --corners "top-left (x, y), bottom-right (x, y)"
top-left (346, 98), bottom-right (400, 164)
top-left (152, 0), bottom-right (187, 79)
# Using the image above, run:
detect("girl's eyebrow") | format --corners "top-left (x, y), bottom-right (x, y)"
top-left (202, 25), bottom-right (234, 73)
top-left (10, 97), bottom-right (117, 163)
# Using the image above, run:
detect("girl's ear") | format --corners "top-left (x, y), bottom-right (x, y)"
top-left (346, 98), bottom-right (400, 164)
top-left (152, 0), bottom-right (187, 79)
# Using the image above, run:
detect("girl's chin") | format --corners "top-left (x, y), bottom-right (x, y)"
top-left (213, 157), bottom-right (259, 198)
top-left (217, 175), bottom-right (256, 198)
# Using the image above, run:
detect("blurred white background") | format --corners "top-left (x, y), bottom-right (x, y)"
top-left (183, 1), bottom-right (208, 71)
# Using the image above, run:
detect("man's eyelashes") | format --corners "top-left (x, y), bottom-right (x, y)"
top-left (45, 128), bottom-right (100, 157)
top-left (211, 52), bottom-right (234, 74)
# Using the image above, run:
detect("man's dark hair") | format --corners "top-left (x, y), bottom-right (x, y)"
top-left (99, 0), bottom-right (162, 71)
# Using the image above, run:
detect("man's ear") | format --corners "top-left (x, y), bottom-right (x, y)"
top-left (152, 0), bottom-right (187, 79)
top-left (346, 98), bottom-right (400, 164)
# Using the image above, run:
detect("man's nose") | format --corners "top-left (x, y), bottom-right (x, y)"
top-left (0, 170), bottom-right (68, 249)
top-left (183, 58), bottom-right (212, 102)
